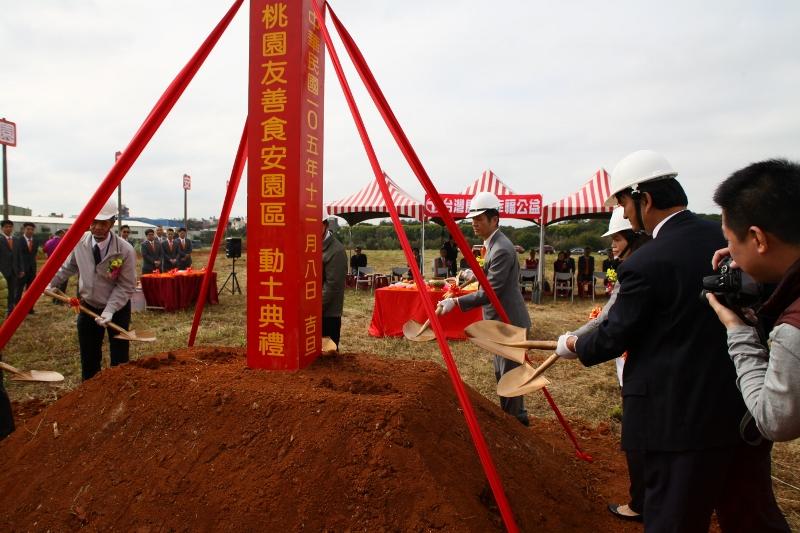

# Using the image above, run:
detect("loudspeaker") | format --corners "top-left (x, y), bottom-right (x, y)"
top-left (225, 237), bottom-right (242, 259)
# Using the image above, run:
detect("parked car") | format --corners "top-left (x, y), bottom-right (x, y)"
top-left (542, 245), bottom-right (555, 254)
top-left (570, 247), bottom-right (585, 255)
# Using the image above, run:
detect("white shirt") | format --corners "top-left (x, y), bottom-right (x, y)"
top-left (92, 234), bottom-right (112, 259)
top-left (483, 228), bottom-right (500, 250)
top-left (652, 209), bottom-right (686, 239)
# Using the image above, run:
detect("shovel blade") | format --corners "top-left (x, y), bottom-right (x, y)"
top-left (321, 337), bottom-right (338, 355)
top-left (467, 336), bottom-right (527, 364)
top-left (112, 329), bottom-right (156, 342)
top-left (497, 365), bottom-right (551, 397)
top-left (402, 319), bottom-right (435, 342)
top-left (465, 320), bottom-right (528, 345)
top-left (16, 370), bottom-right (65, 382)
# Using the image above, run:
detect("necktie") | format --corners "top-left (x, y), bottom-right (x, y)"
top-left (6, 237), bottom-right (11, 250)
top-left (27, 239), bottom-right (32, 252)
top-left (480, 245), bottom-right (487, 258)
top-left (93, 244), bottom-right (102, 265)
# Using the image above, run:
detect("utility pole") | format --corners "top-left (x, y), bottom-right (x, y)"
top-left (0, 118), bottom-right (18, 220)
top-left (115, 151), bottom-right (122, 231)
top-left (183, 173), bottom-right (191, 231)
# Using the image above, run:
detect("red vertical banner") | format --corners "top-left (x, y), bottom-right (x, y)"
top-left (248, 0), bottom-right (324, 370)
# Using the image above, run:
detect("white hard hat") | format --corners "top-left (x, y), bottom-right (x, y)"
top-left (465, 191), bottom-right (501, 219)
top-left (96, 199), bottom-right (118, 221)
top-left (601, 206), bottom-right (632, 237)
top-left (605, 150), bottom-right (677, 207)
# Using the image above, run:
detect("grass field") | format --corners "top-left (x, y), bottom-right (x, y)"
top-left (4, 248), bottom-right (799, 527)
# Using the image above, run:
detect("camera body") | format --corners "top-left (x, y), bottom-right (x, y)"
top-left (701, 256), bottom-right (762, 308)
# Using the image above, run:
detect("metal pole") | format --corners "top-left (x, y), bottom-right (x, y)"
top-left (115, 151), bottom-right (122, 232)
top-left (2, 143), bottom-right (7, 219)
top-left (184, 189), bottom-right (188, 230)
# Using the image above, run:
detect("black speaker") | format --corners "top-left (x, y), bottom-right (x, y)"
top-left (225, 237), bottom-right (242, 259)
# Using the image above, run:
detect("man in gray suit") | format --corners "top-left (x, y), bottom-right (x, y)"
top-left (438, 192), bottom-right (532, 426)
top-left (141, 229), bottom-right (162, 274)
top-left (322, 213), bottom-right (347, 349)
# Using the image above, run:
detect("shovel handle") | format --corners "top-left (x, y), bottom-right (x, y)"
top-left (0, 361), bottom-right (22, 376)
top-left (45, 289), bottom-right (130, 337)
top-left (413, 306), bottom-right (445, 338)
top-left (528, 353), bottom-right (559, 381)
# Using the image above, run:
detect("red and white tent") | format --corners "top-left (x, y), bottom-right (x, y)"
top-left (541, 168), bottom-right (614, 225)
top-left (461, 169), bottom-right (517, 196)
top-left (326, 173), bottom-right (424, 225)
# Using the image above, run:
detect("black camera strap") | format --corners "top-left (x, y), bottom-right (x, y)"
top-left (630, 189), bottom-right (648, 236)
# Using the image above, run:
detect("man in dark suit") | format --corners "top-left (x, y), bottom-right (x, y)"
top-left (141, 229), bottom-right (162, 274)
top-left (556, 151), bottom-right (788, 531)
top-left (161, 228), bottom-right (179, 272)
top-left (349, 246), bottom-right (367, 276)
top-left (14, 222), bottom-right (38, 313)
top-left (0, 220), bottom-right (17, 314)
top-left (177, 227), bottom-right (192, 269)
top-left (577, 247), bottom-right (595, 297)
top-left (438, 192), bottom-right (532, 426)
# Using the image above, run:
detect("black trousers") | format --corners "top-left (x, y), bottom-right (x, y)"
top-left (76, 301), bottom-right (131, 381)
top-left (15, 270), bottom-right (35, 304)
top-left (3, 272), bottom-right (16, 314)
top-left (322, 316), bottom-right (341, 348)
top-left (626, 449), bottom-right (645, 514)
top-left (643, 441), bottom-right (789, 532)
top-left (0, 359), bottom-right (14, 439)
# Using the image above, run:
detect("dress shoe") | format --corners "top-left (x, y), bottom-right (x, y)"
top-left (607, 503), bottom-right (642, 522)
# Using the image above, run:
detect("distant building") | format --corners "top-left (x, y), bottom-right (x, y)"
top-left (2, 205), bottom-right (32, 216)
top-left (6, 215), bottom-right (156, 240)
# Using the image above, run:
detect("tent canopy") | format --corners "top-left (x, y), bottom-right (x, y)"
top-left (461, 169), bottom-right (517, 196)
top-left (326, 173), bottom-right (424, 225)
top-left (541, 169), bottom-right (614, 225)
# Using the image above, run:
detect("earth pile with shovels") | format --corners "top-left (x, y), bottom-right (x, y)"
top-left (0, 347), bottom-right (639, 531)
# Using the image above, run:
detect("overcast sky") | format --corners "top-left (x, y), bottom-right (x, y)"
top-left (2, 1), bottom-right (799, 222)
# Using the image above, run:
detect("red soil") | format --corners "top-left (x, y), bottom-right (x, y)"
top-left (2, 348), bottom-right (640, 532)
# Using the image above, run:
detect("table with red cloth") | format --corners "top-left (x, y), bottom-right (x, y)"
top-left (140, 270), bottom-right (219, 312)
top-left (368, 286), bottom-right (482, 339)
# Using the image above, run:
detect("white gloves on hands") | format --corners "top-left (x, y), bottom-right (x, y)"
top-left (437, 298), bottom-right (458, 315)
top-left (556, 333), bottom-right (578, 359)
top-left (95, 311), bottom-right (114, 327)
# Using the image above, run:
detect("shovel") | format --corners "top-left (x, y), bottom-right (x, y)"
top-left (465, 320), bottom-right (557, 350)
top-left (0, 361), bottom-right (64, 382)
top-left (497, 363), bottom-right (552, 396)
top-left (46, 289), bottom-right (157, 342)
top-left (402, 307), bottom-right (444, 342)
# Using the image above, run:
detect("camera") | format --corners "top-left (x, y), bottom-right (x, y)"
top-left (701, 256), bottom-right (762, 309)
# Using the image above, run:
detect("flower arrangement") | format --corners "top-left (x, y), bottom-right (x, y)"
top-left (605, 268), bottom-right (618, 283)
top-left (108, 257), bottom-right (124, 280)
top-left (476, 256), bottom-right (485, 268)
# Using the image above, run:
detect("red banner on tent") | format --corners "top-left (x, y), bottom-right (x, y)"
top-left (247, 0), bottom-right (324, 370)
top-left (424, 193), bottom-right (542, 219)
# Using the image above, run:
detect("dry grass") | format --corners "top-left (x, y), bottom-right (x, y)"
top-left (3, 248), bottom-right (799, 527)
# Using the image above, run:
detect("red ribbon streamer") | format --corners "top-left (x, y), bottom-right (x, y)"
top-left (0, 0), bottom-right (244, 352)
top-left (313, 2), bottom-right (519, 531)
top-left (187, 120), bottom-right (248, 347)
top-left (325, 2), bottom-right (591, 464)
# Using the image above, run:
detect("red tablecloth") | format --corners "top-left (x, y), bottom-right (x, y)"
top-left (140, 271), bottom-right (219, 312)
top-left (368, 286), bottom-right (482, 339)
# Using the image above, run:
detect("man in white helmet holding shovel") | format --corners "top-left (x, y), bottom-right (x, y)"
top-left (437, 191), bottom-right (532, 426)
top-left (48, 199), bottom-right (137, 381)
top-left (555, 150), bottom-right (788, 531)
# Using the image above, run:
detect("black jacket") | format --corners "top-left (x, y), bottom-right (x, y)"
top-left (576, 211), bottom-right (747, 451)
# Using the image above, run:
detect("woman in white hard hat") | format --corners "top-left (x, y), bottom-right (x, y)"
top-left (571, 207), bottom-right (650, 521)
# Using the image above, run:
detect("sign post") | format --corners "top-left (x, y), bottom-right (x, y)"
top-left (247, 0), bottom-right (325, 370)
top-left (0, 118), bottom-right (18, 220)
top-left (183, 173), bottom-right (191, 230)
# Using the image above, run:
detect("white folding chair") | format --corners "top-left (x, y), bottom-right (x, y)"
top-left (391, 266), bottom-right (408, 281)
top-left (355, 266), bottom-right (376, 292)
top-left (553, 271), bottom-right (574, 302)
top-left (592, 271), bottom-right (607, 302)
top-left (519, 268), bottom-right (539, 300)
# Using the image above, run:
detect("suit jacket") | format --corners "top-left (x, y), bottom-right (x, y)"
top-left (141, 239), bottom-right (162, 274)
top-left (177, 238), bottom-right (192, 269)
top-left (322, 232), bottom-right (347, 317)
top-left (50, 231), bottom-right (136, 313)
top-left (0, 235), bottom-right (15, 278)
top-left (575, 211), bottom-right (747, 451)
top-left (161, 239), bottom-right (180, 270)
top-left (14, 236), bottom-right (38, 277)
top-left (577, 255), bottom-right (595, 278)
top-left (458, 230), bottom-right (531, 329)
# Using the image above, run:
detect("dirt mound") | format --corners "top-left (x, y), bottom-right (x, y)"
top-left (1, 347), bottom-right (638, 532)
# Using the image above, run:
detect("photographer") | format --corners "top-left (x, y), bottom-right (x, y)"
top-left (707, 158), bottom-right (800, 442)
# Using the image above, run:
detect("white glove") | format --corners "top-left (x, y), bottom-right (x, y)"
top-left (437, 298), bottom-right (458, 314)
top-left (95, 311), bottom-right (114, 327)
top-left (459, 269), bottom-right (475, 284)
top-left (556, 333), bottom-right (578, 359)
